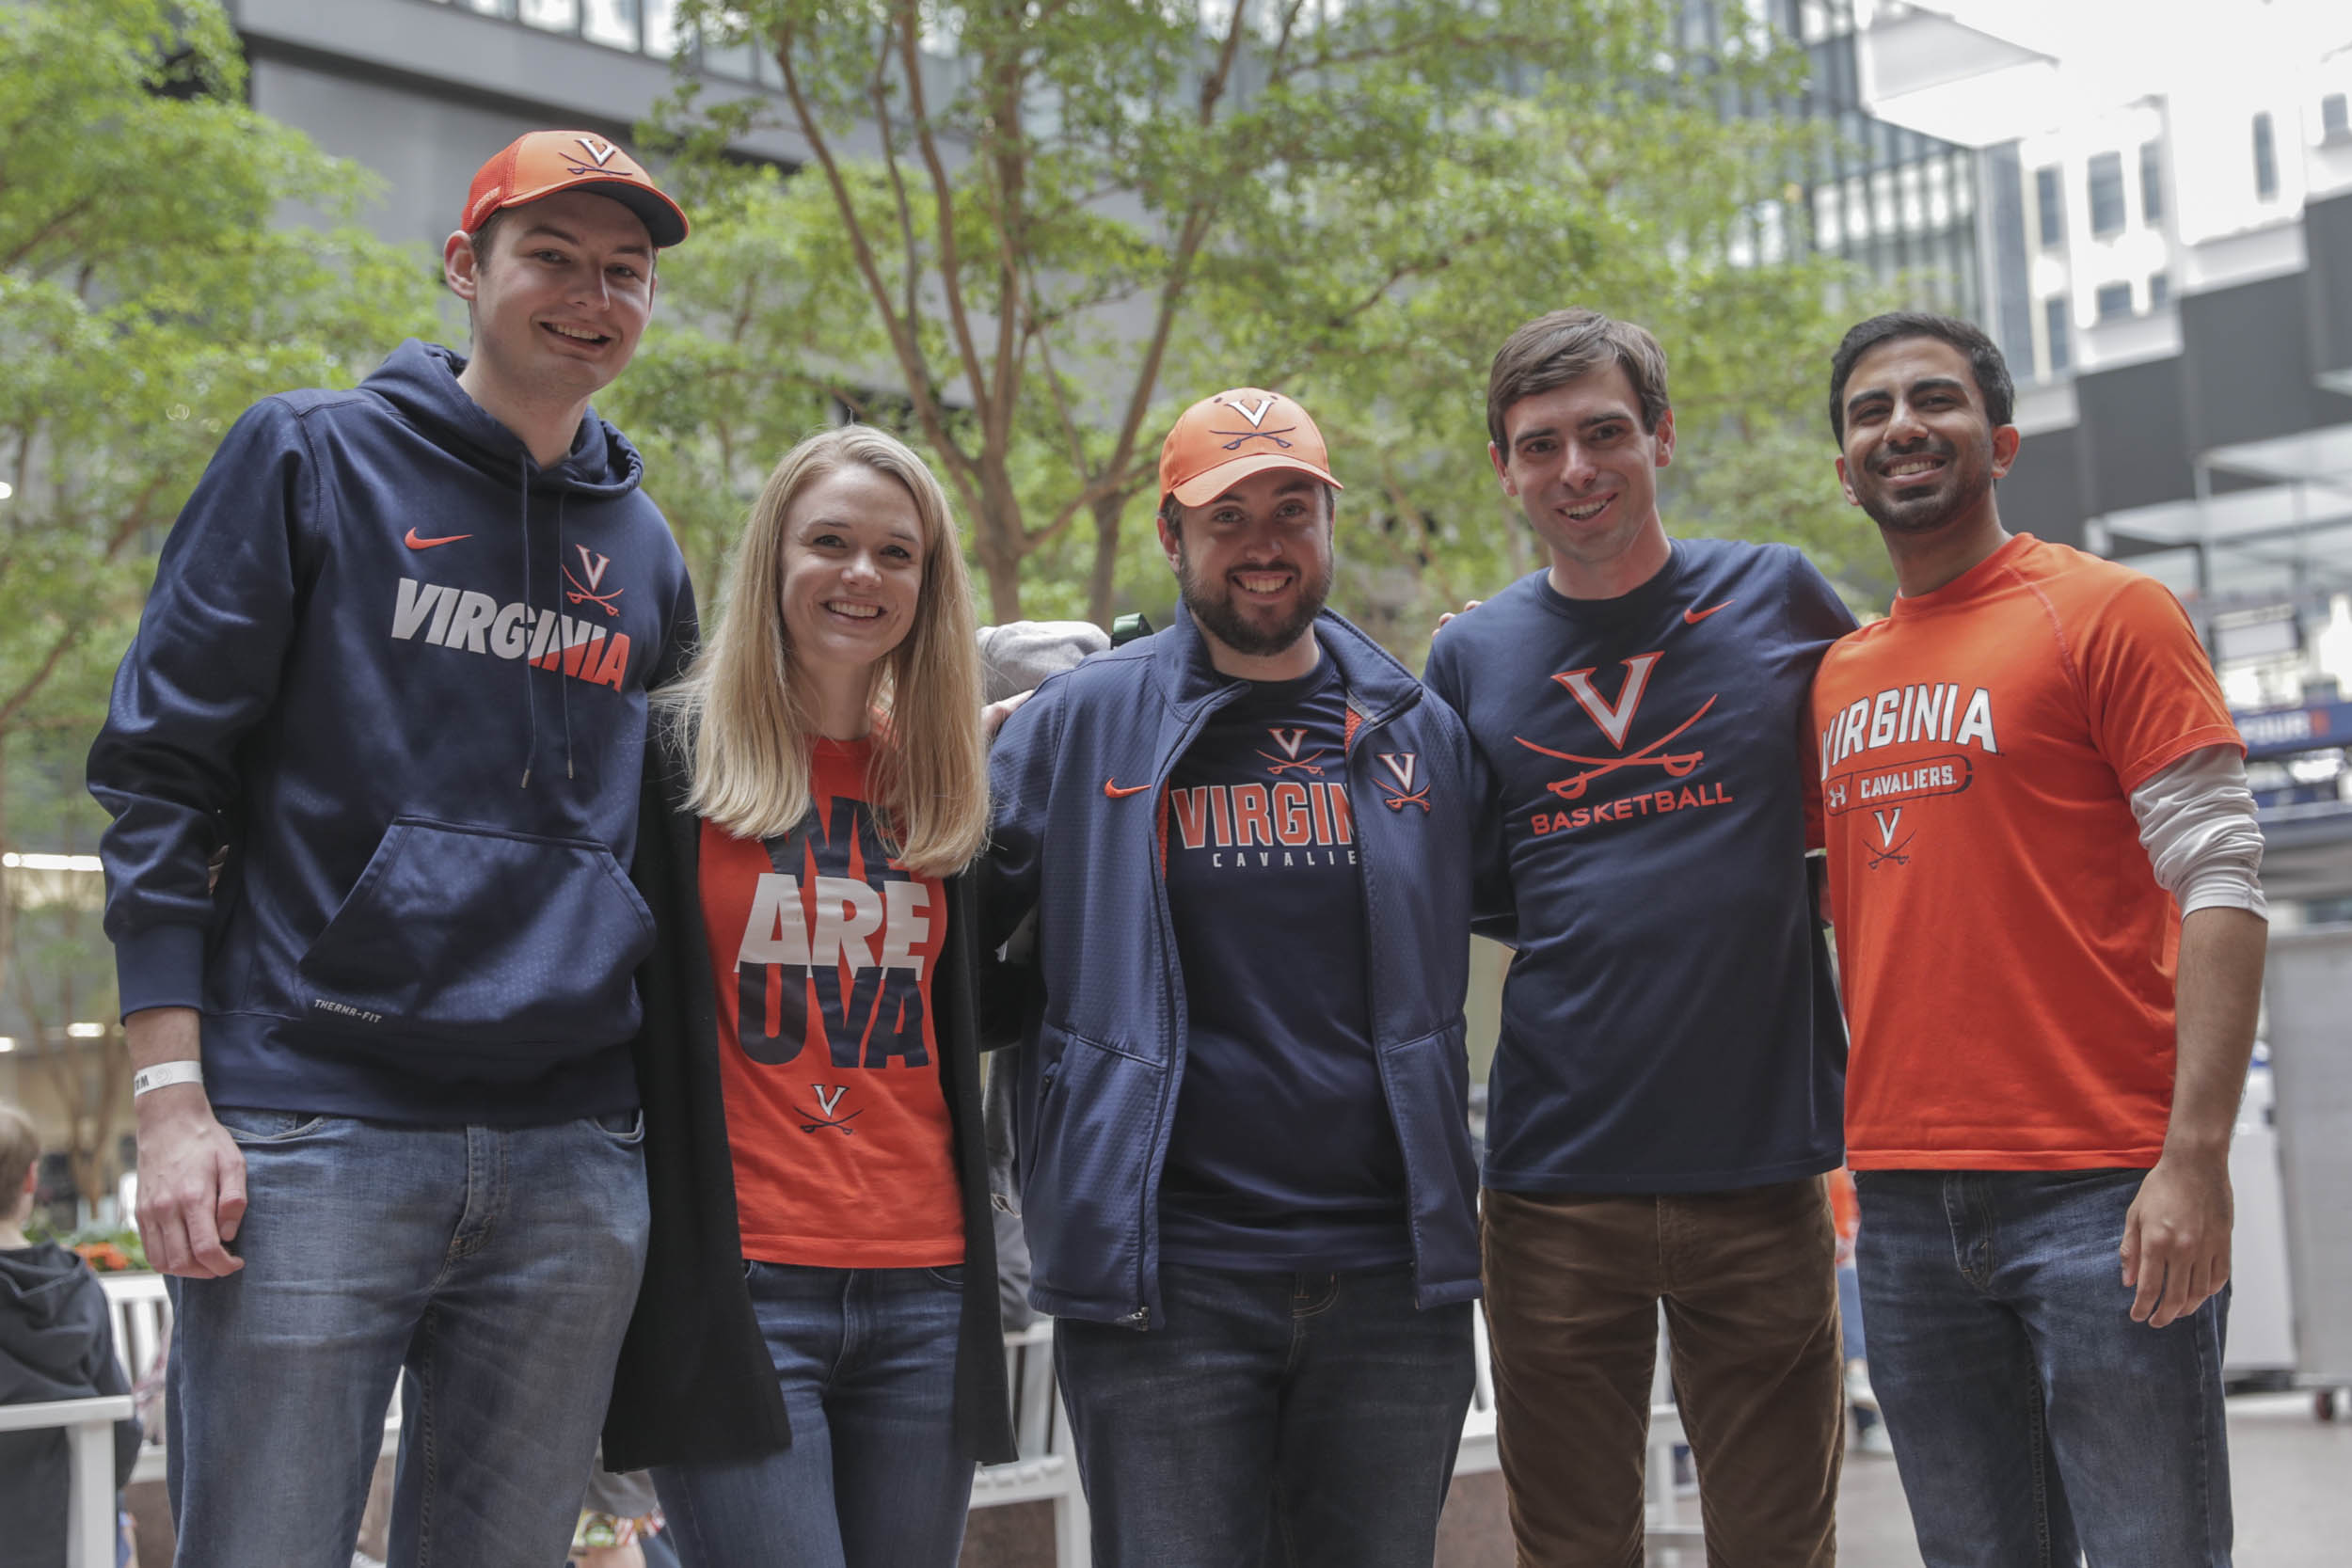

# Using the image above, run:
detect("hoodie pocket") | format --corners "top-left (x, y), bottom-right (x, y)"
top-left (294, 816), bottom-right (655, 1069)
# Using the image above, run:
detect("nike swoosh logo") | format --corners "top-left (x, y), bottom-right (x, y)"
top-left (405, 529), bottom-right (472, 549)
top-left (1103, 780), bottom-right (1153, 799)
top-left (1683, 599), bottom-right (1735, 624)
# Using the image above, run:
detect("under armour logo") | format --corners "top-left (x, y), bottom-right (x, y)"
top-left (575, 135), bottom-right (621, 166)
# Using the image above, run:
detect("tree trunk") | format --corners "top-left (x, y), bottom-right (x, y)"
top-left (1086, 491), bottom-right (1127, 630)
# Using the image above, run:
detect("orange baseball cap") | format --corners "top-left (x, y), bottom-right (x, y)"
top-left (1159, 388), bottom-right (1343, 508)
top-left (461, 130), bottom-right (690, 249)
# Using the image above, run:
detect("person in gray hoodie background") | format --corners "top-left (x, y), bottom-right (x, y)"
top-left (0, 1101), bottom-right (141, 1568)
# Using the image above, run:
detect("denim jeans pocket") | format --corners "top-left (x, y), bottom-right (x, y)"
top-left (589, 1109), bottom-right (646, 1144)
top-left (213, 1108), bottom-right (330, 1144)
top-left (923, 1265), bottom-right (966, 1292)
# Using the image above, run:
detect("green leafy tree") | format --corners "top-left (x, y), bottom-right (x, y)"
top-left (642, 0), bottom-right (1885, 636)
top-left (1, 0), bottom-right (438, 1205)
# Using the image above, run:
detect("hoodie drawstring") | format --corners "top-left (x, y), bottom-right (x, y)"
top-left (518, 454), bottom-right (540, 789)
top-left (556, 492), bottom-right (574, 780)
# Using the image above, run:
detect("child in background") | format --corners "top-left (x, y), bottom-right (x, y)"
top-left (0, 1101), bottom-right (142, 1568)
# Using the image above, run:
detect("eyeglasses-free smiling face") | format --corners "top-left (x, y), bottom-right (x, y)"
top-left (1491, 362), bottom-right (1676, 595)
top-left (446, 188), bottom-right (657, 408)
top-left (1836, 335), bottom-right (2016, 537)
top-left (1161, 469), bottom-right (1335, 658)
top-left (778, 464), bottom-right (928, 689)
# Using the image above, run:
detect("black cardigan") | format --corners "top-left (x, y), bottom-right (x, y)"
top-left (601, 737), bottom-right (1018, 1472)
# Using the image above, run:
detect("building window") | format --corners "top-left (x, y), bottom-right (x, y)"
top-left (2325, 93), bottom-right (2350, 143)
top-left (2254, 112), bottom-right (2279, 200)
top-left (2139, 139), bottom-right (2165, 224)
top-left (2096, 282), bottom-right (2134, 322)
top-left (2087, 152), bottom-right (2125, 238)
top-left (2036, 166), bottom-right (2064, 247)
top-left (2150, 271), bottom-right (2171, 308)
top-left (2045, 297), bottom-right (2072, 373)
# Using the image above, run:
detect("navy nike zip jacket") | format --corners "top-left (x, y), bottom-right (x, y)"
top-left (978, 604), bottom-right (1491, 1327)
top-left (87, 340), bottom-right (696, 1124)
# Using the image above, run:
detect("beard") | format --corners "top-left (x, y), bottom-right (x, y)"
top-left (1858, 438), bottom-right (1994, 536)
top-left (1174, 537), bottom-right (1331, 657)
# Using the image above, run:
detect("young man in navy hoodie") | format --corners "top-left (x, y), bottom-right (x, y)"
top-left (982, 389), bottom-right (1487, 1568)
top-left (87, 133), bottom-right (696, 1568)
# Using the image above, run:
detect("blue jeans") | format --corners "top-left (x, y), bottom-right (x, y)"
top-left (652, 1262), bottom-right (975, 1568)
top-left (163, 1110), bottom-right (649, 1568)
top-left (1055, 1263), bottom-right (1475, 1568)
top-left (1855, 1169), bottom-right (2232, 1568)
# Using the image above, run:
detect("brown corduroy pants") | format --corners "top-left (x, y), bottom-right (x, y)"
top-left (1481, 1179), bottom-right (1845, 1568)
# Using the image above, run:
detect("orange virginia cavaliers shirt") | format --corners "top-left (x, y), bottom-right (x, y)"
top-left (699, 737), bottom-right (963, 1267)
top-left (1812, 534), bottom-right (2242, 1170)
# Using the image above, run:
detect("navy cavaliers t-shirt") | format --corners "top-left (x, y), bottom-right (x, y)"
top-left (1424, 539), bottom-right (1855, 1193)
top-left (1158, 657), bottom-right (1409, 1269)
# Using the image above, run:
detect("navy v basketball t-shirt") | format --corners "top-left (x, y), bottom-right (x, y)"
top-left (1158, 658), bottom-right (1409, 1268)
top-left (1423, 539), bottom-right (1855, 1193)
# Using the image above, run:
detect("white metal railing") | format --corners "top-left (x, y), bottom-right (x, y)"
top-left (0, 1393), bottom-right (135, 1568)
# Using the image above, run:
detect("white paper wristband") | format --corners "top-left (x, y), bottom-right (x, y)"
top-left (131, 1060), bottom-right (205, 1098)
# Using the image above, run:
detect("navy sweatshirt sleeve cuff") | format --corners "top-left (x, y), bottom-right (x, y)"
top-left (116, 924), bottom-right (208, 1020)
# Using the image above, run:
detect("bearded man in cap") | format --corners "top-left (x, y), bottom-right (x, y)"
top-left (87, 132), bottom-right (696, 1566)
top-left (980, 388), bottom-right (1490, 1568)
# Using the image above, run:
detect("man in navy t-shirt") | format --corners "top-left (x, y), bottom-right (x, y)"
top-left (1424, 309), bottom-right (1854, 1565)
top-left (983, 388), bottom-right (1486, 1568)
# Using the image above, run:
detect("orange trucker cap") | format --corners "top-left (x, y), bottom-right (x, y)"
top-left (1159, 388), bottom-right (1343, 508)
top-left (461, 131), bottom-right (690, 248)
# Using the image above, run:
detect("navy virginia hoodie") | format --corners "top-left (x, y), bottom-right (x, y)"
top-left (0, 1243), bottom-right (141, 1568)
top-left (88, 341), bottom-right (697, 1123)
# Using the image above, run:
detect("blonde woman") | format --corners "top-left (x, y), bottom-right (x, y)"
top-left (600, 426), bottom-right (1014, 1568)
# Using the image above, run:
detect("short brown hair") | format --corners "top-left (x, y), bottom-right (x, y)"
top-left (1486, 309), bottom-right (1671, 450)
top-left (0, 1102), bottom-right (38, 1202)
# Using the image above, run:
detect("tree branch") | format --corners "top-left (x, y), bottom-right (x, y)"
top-left (894, 5), bottom-right (995, 439)
top-left (771, 24), bottom-right (982, 513)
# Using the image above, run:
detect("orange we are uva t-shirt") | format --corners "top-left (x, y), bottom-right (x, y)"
top-left (699, 736), bottom-right (963, 1267)
top-left (1811, 535), bottom-right (2242, 1171)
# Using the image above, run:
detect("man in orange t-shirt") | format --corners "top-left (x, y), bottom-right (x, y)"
top-left (1814, 312), bottom-right (2266, 1567)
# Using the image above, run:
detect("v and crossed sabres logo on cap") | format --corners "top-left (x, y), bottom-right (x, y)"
top-left (1212, 393), bottom-right (1295, 451)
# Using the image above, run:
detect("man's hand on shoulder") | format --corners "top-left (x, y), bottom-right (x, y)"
top-left (128, 1007), bottom-right (246, 1279)
top-left (1434, 599), bottom-right (1484, 634)
top-left (2121, 1148), bottom-right (2231, 1329)
top-left (983, 689), bottom-right (1034, 741)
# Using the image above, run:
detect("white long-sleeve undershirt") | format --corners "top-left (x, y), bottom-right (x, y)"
top-left (2131, 744), bottom-right (2268, 920)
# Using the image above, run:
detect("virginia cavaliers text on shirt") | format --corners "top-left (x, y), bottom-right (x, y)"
top-left (700, 737), bottom-right (961, 1267)
top-left (1811, 534), bottom-right (2243, 1170)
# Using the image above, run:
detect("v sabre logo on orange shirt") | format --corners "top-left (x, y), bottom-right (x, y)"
top-left (389, 577), bottom-right (631, 691)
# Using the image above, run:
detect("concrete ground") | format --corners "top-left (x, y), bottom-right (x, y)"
top-left (1825, 1391), bottom-right (2352, 1568)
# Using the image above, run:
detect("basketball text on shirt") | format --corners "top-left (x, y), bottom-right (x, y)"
top-left (1514, 651), bottom-right (1738, 836)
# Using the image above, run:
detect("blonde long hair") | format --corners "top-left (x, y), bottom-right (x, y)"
top-left (666, 425), bottom-right (988, 877)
